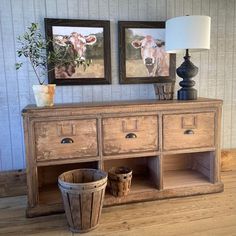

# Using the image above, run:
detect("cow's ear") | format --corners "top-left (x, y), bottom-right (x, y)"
top-left (131, 40), bottom-right (142, 49)
top-left (85, 35), bottom-right (97, 45)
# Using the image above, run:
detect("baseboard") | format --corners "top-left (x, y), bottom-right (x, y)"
top-left (221, 148), bottom-right (236, 171)
top-left (0, 169), bottom-right (27, 197)
top-left (0, 149), bottom-right (236, 198)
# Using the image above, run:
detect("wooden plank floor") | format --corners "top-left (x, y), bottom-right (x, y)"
top-left (0, 171), bottom-right (236, 236)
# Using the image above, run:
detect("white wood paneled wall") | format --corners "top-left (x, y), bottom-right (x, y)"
top-left (0, 0), bottom-right (235, 171)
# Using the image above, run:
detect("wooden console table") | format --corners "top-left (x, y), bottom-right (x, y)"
top-left (22, 98), bottom-right (223, 217)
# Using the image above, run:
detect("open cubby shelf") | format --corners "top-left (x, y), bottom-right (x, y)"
top-left (103, 156), bottom-right (160, 187)
top-left (37, 161), bottom-right (99, 205)
top-left (104, 157), bottom-right (160, 205)
top-left (163, 152), bottom-right (214, 189)
top-left (38, 174), bottom-right (159, 210)
top-left (164, 170), bottom-right (210, 189)
top-left (38, 156), bottom-right (161, 207)
top-left (36, 152), bottom-right (216, 206)
top-left (39, 184), bottom-right (61, 205)
top-left (34, 151), bottom-right (220, 215)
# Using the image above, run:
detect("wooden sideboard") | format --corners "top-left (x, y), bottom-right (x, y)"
top-left (22, 98), bottom-right (223, 217)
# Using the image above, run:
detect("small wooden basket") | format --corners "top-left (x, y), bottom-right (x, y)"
top-left (153, 82), bottom-right (175, 100)
top-left (108, 166), bottom-right (132, 197)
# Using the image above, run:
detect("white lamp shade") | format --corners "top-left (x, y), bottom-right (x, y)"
top-left (165, 15), bottom-right (211, 53)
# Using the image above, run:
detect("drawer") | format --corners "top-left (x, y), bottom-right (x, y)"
top-left (102, 116), bottom-right (158, 155)
top-left (163, 112), bottom-right (215, 151)
top-left (34, 119), bottom-right (98, 161)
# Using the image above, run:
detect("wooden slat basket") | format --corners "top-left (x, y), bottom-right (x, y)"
top-left (58, 169), bottom-right (107, 233)
top-left (153, 82), bottom-right (175, 100)
top-left (108, 166), bottom-right (132, 197)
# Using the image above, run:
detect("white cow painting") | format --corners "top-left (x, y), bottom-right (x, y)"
top-left (125, 28), bottom-right (170, 78)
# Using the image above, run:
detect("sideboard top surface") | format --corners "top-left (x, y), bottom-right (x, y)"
top-left (22, 98), bottom-right (223, 116)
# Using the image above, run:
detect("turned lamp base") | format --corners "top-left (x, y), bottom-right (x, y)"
top-left (177, 49), bottom-right (198, 100)
top-left (178, 88), bottom-right (197, 100)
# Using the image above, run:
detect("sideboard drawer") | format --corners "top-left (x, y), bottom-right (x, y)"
top-left (163, 112), bottom-right (215, 151)
top-left (34, 119), bottom-right (98, 161)
top-left (102, 115), bottom-right (158, 155)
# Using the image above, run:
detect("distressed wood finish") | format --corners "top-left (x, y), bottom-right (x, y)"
top-left (163, 112), bottom-right (215, 151)
top-left (0, 170), bottom-right (235, 235)
top-left (22, 98), bottom-right (223, 217)
top-left (0, 0), bottom-right (236, 172)
top-left (35, 119), bottom-right (98, 161)
top-left (1, 150), bottom-right (235, 198)
top-left (0, 170), bottom-right (26, 197)
top-left (103, 116), bottom-right (158, 155)
top-left (221, 149), bottom-right (236, 171)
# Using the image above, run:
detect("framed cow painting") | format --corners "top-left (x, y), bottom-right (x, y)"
top-left (118, 21), bottom-right (176, 84)
top-left (45, 18), bottom-right (111, 85)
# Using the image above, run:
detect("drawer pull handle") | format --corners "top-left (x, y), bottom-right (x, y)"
top-left (125, 133), bottom-right (137, 139)
top-left (184, 130), bottom-right (194, 135)
top-left (61, 137), bottom-right (74, 144)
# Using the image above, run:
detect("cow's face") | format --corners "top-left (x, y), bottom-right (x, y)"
top-left (53, 33), bottom-right (97, 79)
top-left (69, 32), bottom-right (97, 59)
top-left (131, 35), bottom-right (165, 75)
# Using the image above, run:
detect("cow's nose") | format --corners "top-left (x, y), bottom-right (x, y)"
top-left (145, 57), bottom-right (153, 65)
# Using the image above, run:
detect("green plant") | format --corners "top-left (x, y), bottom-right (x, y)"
top-left (16, 23), bottom-right (90, 85)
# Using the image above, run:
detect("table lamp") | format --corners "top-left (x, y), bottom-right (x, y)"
top-left (165, 15), bottom-right (211, 100)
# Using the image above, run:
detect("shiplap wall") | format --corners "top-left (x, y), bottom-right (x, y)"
top-left (0, 0), bottom-right (235, 171)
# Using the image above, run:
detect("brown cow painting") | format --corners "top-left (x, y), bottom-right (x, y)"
top-left (53, 33), bottom-right (97, 78)
top-left (52, 26), bottom-right (104, 79)
top-left (125, 28), bottom-right (170, 78)
top-left (45, 19), bottom-right (111, 85)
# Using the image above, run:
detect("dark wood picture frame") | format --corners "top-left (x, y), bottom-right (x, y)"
top-left (45, 18), bottom-right (111, 85)
top-left (118, 21), bottom-right (176, 84)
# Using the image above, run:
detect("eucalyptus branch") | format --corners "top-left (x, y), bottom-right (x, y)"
top-left (28, 55), bottom-right (44, 85)
top-left (16, 22), bottom-right (91, 85)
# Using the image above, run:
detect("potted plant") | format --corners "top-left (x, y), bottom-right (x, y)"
top-left (15, 23), bottom-right (56, 107)
top-left (15, 23), bottom-right (89, 107)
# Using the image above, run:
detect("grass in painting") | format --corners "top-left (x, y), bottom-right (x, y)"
top-left (126, 59), bottom-right (148, 77)
top-left (72, 59), bottom-right (104, 78)
top-left (55, 59), bottom-right (104, 79)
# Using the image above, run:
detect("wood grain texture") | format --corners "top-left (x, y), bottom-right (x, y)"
top-left (221, 148), bottom-right (236, 171)
top-left (163, 112), bottom-right (215, 151)
top-left (34, 119), bottom-right (98, 161)
top-left (0, 170), bottom-right (26, 197)
top-left (58, 169), bottom-right (107, 233)
top-left (0, 0), bottom-right (235, 171)
top-left (22, 99), bottom-right (223, 216)
top-left (1, 170), bottom-right (236, 236)
top-left (0, 149), bottom-right (235, 199)
top-left (102, 115), bottom-right (158, 155)
top-left (163, 151), bottom-right (215, 187)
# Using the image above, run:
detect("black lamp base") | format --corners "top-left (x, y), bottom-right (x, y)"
top-left (176, 49), bottom-right (198, 100)
top-left (178, 88), bottom-right (197, 100)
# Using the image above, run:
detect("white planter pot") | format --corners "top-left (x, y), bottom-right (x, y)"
top-left (32, 84), bottom-right (56, 107)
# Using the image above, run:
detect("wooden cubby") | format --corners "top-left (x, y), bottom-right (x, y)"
top-left (104, 156), bottom-right (160, 193)
top-left (163, 152), bottom-right (214, 189)
top-left (37, 161), bottom-right (98, 206)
